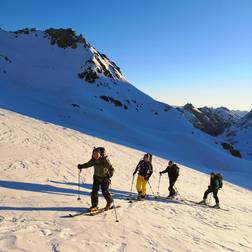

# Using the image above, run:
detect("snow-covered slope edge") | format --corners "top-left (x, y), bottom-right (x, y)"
top-left (0, 108), bottom-right (251, 252)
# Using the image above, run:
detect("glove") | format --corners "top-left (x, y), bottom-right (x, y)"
top-left (104, 176), bottom-right (111, 184)
top-left (145, 176), bottom-right (150, 181)
top-left (77, 164), bottom-right (82, 170)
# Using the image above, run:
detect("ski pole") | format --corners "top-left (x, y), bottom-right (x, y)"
top-left (174, 185), bottom-right (180, 196)
top-left (77, 170), bottom-right (81, 201)
top-left (148, 181), bottom-right (155, 197)
top-left (157, 174), bottom-right (161, 196)
top-left (109, 183), bottom-right (119, 222)
top-left (174, 185), bottom-right (182, 200)
top-left (129, 176), bottom-right (135, 200)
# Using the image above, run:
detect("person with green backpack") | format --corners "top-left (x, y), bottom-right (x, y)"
top-left (199, 172), bottom-right (223, 208)
top-left (78, 147), bottom-right (114, 213)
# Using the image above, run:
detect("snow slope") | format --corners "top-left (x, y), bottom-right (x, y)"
top-left (0, 109), bottom-right (252, 252)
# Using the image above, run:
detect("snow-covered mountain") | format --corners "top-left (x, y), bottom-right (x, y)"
top-left (177, 104), bottom-right (244, 136)
top-left (222, 110), bottom-right (252, 160)
top-left (177, 104), bottom-right (252, 160)
top-left (0, 27), bottom-right (251, 187)
top-left (0, 27), bottom-right (252, 251)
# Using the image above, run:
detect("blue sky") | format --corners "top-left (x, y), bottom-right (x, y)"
top-left (1, 0), bottom-right (251, 110)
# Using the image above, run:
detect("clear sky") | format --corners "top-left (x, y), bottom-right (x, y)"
top-left (1, 0), bottom-right (252, 110)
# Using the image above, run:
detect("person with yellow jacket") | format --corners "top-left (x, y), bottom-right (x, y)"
top-left (133, 153), bottom-right (153, 200)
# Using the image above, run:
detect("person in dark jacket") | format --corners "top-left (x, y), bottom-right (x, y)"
top-left (133, 153), bottom-right (153, 199)
top-left (159, 161), bottom-right (179, 198)
top-left (199, 172), bottom-right (220, 208)
top-left (78, 147), bottom-right (114, 212)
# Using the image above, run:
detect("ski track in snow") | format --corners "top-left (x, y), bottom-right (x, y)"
top-left (0, 109), bottom-right (252, 252)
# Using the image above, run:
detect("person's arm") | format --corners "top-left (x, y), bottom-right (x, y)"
top-left (160, 166), bottom-right (169, 174)
top-left (78, 159), bottom-right (94, 169)
top-left (133, 161), bottom-right (141, 176)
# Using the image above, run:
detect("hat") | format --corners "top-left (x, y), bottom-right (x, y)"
top-left (144, 153), bottom-right (152, 162)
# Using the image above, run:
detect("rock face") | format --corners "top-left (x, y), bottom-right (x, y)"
top-left (45, 28), bottom-right (90, 49)
top-left (177, 104), bottom-right (242, 136)
top-left (44, 28), bottom-right (124, 83)
top-left (221, 142), bottom-right (242, 158)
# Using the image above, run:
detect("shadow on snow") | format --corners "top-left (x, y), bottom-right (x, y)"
top-left (0, 179), bottom-right (182, 212)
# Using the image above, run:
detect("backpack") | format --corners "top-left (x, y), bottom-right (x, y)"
top-left (216, 173), bottom-right (223, 189)
top-left (93, 147), bottom-right (114, 177)
top-left (147, 153), bottom-right (152, 163)
top-left (169, 164), bottom-right (179, 179)
top-left (173, 164), bottom-right (180, 177)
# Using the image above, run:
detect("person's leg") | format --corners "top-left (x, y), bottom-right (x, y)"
top-left (203, 188), bottom-right (212, 200)
top-left (213, 189), bottom-right (219, 204)
top-left (101, 179), bottom-right (113, 205)
top-left (141, 178), bottom-right (148, 197)
top-left (198, 188), bottom-right (212, 204)
top-left (136, 175), bottom-right (143, 195)
top-left (91, 178), bottom-right (100, 208)
top-left (169, 180), bottom-right (176, 196)
top-left (168, 179), bottom-right (174, 196)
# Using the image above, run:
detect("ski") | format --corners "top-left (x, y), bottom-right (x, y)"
top-left (127, 196), bottom-right (151, 203)
top-left (87, 205), bottom-right (121, 216)
top-left (128, 198), bottom-right (146, 203)
top-left (154, 195), bottom-right (185, 202)
top-left (186, 200), bottom-right (229, 211)
top-left (61, 210), bottom-right (89, 218)
top-left (61, 206), bottom-right (121, 218)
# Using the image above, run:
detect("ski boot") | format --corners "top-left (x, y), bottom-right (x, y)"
top-left (137, 193), bottom-right (142, 200)
top-left (89, 206), bottom-right (98, 213)
top-left (212, 203), bottom-right (220, 209)
top-left (198, 199), bottom-right (207, 205)
top-left (104, 202), bottom-right (113, 211)
top-left (141, 194), bottom-right (146, 200)
top-left (167, 193), bottom-right (175, 199)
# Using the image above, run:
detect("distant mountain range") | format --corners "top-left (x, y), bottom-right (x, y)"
top-left (178, 104), bottom-right (251, 159)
